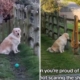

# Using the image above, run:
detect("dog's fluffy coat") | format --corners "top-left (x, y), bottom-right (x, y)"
top-left (0, 28), bottom-right (21, 55)
top-left (47, 33), bottom-right (69, 53)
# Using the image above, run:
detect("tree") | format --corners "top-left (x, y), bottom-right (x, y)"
top-left (0, 0), bottom-right (13, 16)
top-left (41, 0), bottom-right (80, 13)
top-left (41, 0), bottom-right (59, 13)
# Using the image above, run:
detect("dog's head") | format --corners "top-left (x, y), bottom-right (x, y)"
top-left (63, 33), bottom-right (69, 39)
top-left (12, 28), bottom-right (21, 37)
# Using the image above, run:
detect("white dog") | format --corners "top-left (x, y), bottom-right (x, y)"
top-left (47, 33), bottom-right (69, 53)
top-left (0, 28), bottom-right (21, 55)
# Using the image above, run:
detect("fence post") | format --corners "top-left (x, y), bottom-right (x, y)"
top-left (46, 13), bottom-right (50, 35)
top-left (56, 12), bottom-right (60, 37)
top-left (44, 13), bottom-right (47, 34)
top-left (2, 21), bottom-right (6, 40)
top-left (9, 20), bottom-right (11, 34)
top-left (63, 15), bottom-right (67, 32)
top-left (49, 13), bottom-right (53, 37)
top-left (52, 13), bottom-right (54, 39)
top-left (63, 15), bottom-right (69, 50)
top-left (41, 13), bottom-right (46, 33)
top-left (71, 15), bottom-right (79, 55)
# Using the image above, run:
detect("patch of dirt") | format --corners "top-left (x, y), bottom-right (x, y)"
top-left (7, 52), bottom-right (32, 80)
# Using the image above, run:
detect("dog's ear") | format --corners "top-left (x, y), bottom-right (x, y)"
top-left (19, 28), bottom-right (21, 33)
top-left (12, 28), bottom-right (16, 34)
top-left (66, 34), bottom-right (69, 39)
top-left (64, 33), bottom-right (69, 39)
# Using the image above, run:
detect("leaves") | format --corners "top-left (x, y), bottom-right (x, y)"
top-left (41, 0), bottom-right (80, 13)
top-left (0, 0), bottom-right (13, 15)
top-left (41, 0), bottom-right (58, 13)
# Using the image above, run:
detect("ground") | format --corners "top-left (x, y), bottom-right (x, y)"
top-left (41, 34), bottom-right (80, 75)
top-left (0, 44), bottom-right (39, 80)
top-left (41, 14), bottom-right (80, 76)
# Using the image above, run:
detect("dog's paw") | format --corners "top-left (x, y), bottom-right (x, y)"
top-left (63, 51), bottom-right (64, 53)
top-left (14, 51), bottom-right (18, 54)
top-left (60, 51), bottom-right (63, 53)
top-left (17, 50), bottom-right (20, 53)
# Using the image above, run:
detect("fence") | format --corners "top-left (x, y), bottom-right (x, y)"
top-left (0, 3), bottom-right (39, 56)
top-left (42, 12), bottom-right (68, 40)
top-left (41, 12), bottom-right (80, 54)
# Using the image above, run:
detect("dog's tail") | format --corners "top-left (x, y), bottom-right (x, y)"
top-left (47, 47), bottom-right (53, 53)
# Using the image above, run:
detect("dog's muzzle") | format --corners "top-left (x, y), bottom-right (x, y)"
top-left (17, 33), bottom-right (19, 36)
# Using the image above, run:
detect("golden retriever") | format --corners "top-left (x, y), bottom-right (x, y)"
top-left (0, 28), bottom-right (21, 55)
top-left (47, 33), bottom-right (69, 53)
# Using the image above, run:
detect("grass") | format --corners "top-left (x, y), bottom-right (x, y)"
top-left (18, 44), bottom-right (39, 80)
top-left (0, 44), bottom-right (39, 80)
top-left (41, 34), bottom-right (80, 75)
top-left (41, 23), bottom-right (80, 75)
top-left (0, 55), bottom-right (15, 80)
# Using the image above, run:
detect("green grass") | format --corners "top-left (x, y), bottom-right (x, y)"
top-left (0, 55), bottom-right (15, 80)
top-left (41, 16), bottom-right (80, 75)
top-left (0, 44), bottom-right (39, 80)
top-left (41, 34), bottom-right (80, 75)
top-left (18, 44), bottom-right (39, 80)
top-left (67, 23), bottom-right (73, 29)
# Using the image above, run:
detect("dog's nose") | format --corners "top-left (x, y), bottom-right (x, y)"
top-left (17, 33), bottom-right (19, 35)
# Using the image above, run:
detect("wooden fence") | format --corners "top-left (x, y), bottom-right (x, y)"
top-left (41, 12), bottom-right (80, 52)
top-left (0, 3), bottom-right (39, 56)
top-left (42, 12), bottom-right (80, 39)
